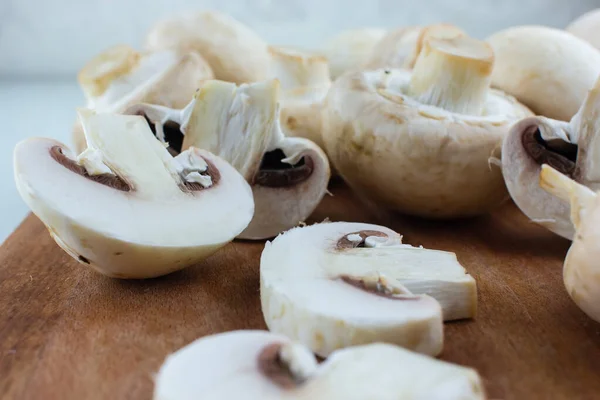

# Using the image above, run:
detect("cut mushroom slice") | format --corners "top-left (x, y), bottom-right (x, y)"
top-left (320, 28), bottom-right (387, 80)
top-left (14, 109), bottom-right (254, 279)
top-left (261, 222), bottom-right (477, 357)
top-left (72, 44), bottom-right (213, 154)
top-left (323, 34), bottom-right (532, 218)
top-left (567, 9), bottom-right (600, 51)
top-left (539, 165), bottom-right (600, 322)
top-left (126, 79), bottom-right (330, 240)
top-left (487, 26), bottom-right (600, 121)
top-left (502, 75), bottom-right (600, 240)
top-left (145, 10), bottom-right (270, 84)
top-left (154, 330), bottom-right (485, 400)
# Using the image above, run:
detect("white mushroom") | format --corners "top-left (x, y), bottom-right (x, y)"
top-left (539, 165), bottom-right (600, 322)
top-left (153, 330), bottom-right (486, 400)
top-left (487, 25), bottom-right (600, 121)
top-left (502, 75), bottom-right (600, 240)
top-left (320, 28), bottom-right (387, 79)
top-left (127, 79), bottom-right (330, 240)
top-left (73, 44), bottom-right (213, 153)
top-left (261, 221), bottom-right (477, 357)
top-left (14, 109), bottom-right (254, 279)
top-left (323, 34), bottom-right (532, 218)
top-left (567, 9), bottom-right (600, 50)
top-left (145, 10), bottom-right (270, 84)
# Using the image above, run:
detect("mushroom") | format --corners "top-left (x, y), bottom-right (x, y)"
top-left (323, 34), bottom-right (532, 218)
top-left (320, 28), bottom-right (387, 80)
top-left (567, 9), bottom-right (600, 50)
top-left (72, 44), bottom-right (213, 153)
top-left (363, 23), bottom-right (465, 71)
top-left (153, 330), bottom-right (485, 400)
top-left (126, 79), bottom-right (330, 240)
top-left (261, 221), bottom-right (477, 357)
top-left (145, 10), bottom-right (270, 84)
top-left (539, 165), bottom-right (600, 322)
top-left (487, 25), bottom-right (600, 121)
top-left (14, 109), bottom-right (254, 279)
top-left (502, 75), bottom-right (600, 240)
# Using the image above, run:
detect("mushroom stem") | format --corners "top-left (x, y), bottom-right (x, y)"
top-left (571, 76), bottom-right (600, 183)
top-left (408, 36), bottom-right (494, 115)
top-left (258, 342), bottom-right (317, 388)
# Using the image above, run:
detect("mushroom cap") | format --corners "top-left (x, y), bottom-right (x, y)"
top-left (487, 25), bottom-right (600, 121)
top-left (321, 28), bottom-right (387, 79)
top-left (145, 10), bottom-right (270, 84)
top-left (15, 112), bottom-right (254, 279)
top-left (268, 46), bottom-right (330, 90)
top-left (567, 9), bottom-right (600, 51)
top-left (279, 86), bottom-right (329, 150)
top-left (323, 68), bottom-right (532, 218)
top-left (154, 330), bottom-right (485, 400)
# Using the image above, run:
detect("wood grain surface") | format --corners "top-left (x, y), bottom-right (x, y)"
top-left (1, 180), bottom-right (599, 400)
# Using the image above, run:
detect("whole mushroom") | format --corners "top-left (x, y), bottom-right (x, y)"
top-left (567, 9), bottom-right (600, 51)
top-left (502, 75), bottom-right (600, 240)
top-left (323, 34), bottom-right (531, 218)
top-left (487, 25), bottom-right (600, 121)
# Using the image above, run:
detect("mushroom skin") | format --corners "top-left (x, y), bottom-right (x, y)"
top-left (567, 9), bottom-right (600, 51)
top-left (14, 110), bottom-right (254, 279)
top-left (324, 35), bottom-right (532, 218)
top-left (502, 75), bottom-right (600, 240)
top-left (153, 330), bottom-right (485, 400)
top-left (487, 26), bottom-right (600, 121)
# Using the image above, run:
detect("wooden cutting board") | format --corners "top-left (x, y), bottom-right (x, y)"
top-left (1, 180), bottom-right (599, 400)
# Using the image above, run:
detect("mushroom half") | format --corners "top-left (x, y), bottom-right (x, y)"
top-left (153, 330), bottom-right (485, 400)
top-left (324, 34), bottom-right (532, 218)
top-left (567, 9), bottom-right (600, 51)
top-left (73, 44), bottom-right (213, 154)
top-left (487, 25), bottom-right (600, 121)
top-left (14, 110), bottom-right (254, 279)
top-left (127, 79), bottom-right (330, 240)
top-left (539, 165), bottom-right (600, 323)
top-left (502, 75), bottom-right (600, 240)
top-left (261, 222), bottom-right (477, 357)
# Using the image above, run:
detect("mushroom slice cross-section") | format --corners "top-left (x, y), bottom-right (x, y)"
top-left (127, 78), bottom-right (330, 240)
top-left (261, 222), bottom-right (477, 357)
top-left (14, 110), bottom-right (254, 279)
top-left (153, 330), bottom-right (486, 400)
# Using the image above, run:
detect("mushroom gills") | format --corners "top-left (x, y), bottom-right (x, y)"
top-left (255, 149), bottom-right (313, 188)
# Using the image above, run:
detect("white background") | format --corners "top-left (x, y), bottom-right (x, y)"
top-left (0, 0), bottom-right (599, 242)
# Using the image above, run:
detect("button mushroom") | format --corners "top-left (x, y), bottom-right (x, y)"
top-left (145, 10), bottom-right (270, 84)
top-left (153, 330), bottom-right (485, 400)
top-left (14, 109), bottom-right (254, 279)
top-left (539, 165), bottom-right (600, 323)
top-left (261, 221), bottom-right (477, 358)
top-left (567, 9), bottom-right (600, 51)
top-left (127, 79), bottom-right (330, 240)
top-left (487, 26), bottom-right (600, 121)
top-left (323, 34), bottom-right (531, 218)
top-left (502, 75), bottom-right (600, 239)
top-left (72, 44), bottom-right (213, 154)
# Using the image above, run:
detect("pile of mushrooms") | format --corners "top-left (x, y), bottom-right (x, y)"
top-left (15, 7), bottom-right (600, 398)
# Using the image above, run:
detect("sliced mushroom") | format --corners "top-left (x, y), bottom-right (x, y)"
top-left (72, 44), bottom-right (212, 154)
top-left (323, 34), bottom-right (532, 218)
top-left (14, 109), bottom-right (254, 279)
top-left (261, 221), bottom-right (477, 357)
top-left (127, 79), bottom-right (330, 240)
top-left (487, 26), bottom-right (600, 121)
top-left (567, 9), bottom-right (600, 50)
top-left (502, 75), bottom-right (600, 239)
top-left (154, 330), bottom-right (485, 400)
top-left (539, 165), bottom-right (600, 322)
top-left (145, 10), bottom-right (270, 84)
top-left (320, 28), bottom-right (387, 80)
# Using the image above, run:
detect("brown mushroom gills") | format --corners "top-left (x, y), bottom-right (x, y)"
top-left (257, 343), bottom-right (303, 389)
top-left (141, 116), bottom-right (184, 157)
top-left (254, 149), bottom-right (314, 188)
top-left (339, 275), bottom-right (419, 300)
top-left (521, 124), bottom-right (578, 178)
top-left (336, 230), bottom-right (387, 250)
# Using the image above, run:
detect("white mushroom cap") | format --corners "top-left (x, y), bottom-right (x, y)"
top-left (14, 110), bottom-right (254, 279)
top-left (268, 46), bottom-right (330, 90)
top-left (127, 79), bottom-right (330, 240)
top-left (320, 28), bottom-right (387, 79)
top-left (145, 10), bottom-right (270, 84)
top-left (567, 9), bottom-right (600, 51)
top-left (487, 25), bottom-right (600, 121)
top-left (324, 35), bottom-right (532, 218)
top-left (261, 222), bottom-right (477, 357)
top-left (154, 330), bottom-right (485, 400)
